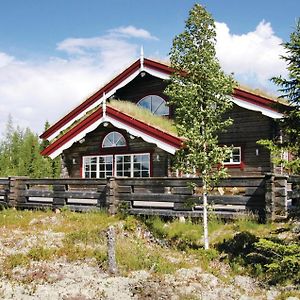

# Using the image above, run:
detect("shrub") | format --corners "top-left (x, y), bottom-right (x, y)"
top-left (218, 231), bottom-right (300, 284)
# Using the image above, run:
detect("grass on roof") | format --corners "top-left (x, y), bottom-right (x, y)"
top-left (237, 84), bottom-right (288, 105)
top-left (109, 100), bottom-right (178, 136)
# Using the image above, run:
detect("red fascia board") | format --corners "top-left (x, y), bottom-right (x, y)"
top-left (40, 60), bottom-right (141, 139)
top-left (106, 106), bottom-right (183, 148)
top-left (41, 107), bottom-right (103, 156)
top-left (233, 87), bottom-right (279, 111)
top-left (144, 58), bottom-right (174, 74)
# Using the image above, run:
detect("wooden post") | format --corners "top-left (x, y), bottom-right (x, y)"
top-left (273, 174), bottom-right (288, 219)
top-left (265, 174), bottom-right (275, 221)
top-left (53, 184), bottom-right (66, 210)
top-left (8, 177), bottom-right (27, 208)
top-left (107, 178), bottom-right (118, 215)
top-left (107, 225), bottom-right (118, 275)
top-left (265, 173), bottom-right (288, 221)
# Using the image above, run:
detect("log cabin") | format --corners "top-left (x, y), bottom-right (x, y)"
top-left (40, 56), bottom-right (287, 178)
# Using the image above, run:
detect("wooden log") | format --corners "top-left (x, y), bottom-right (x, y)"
top-left (107, 226), bottom-right (118, 275)
top-left (22, 178), bottom-right (107, 186)
top-left (116, 186), bottom-right (132, 193)
top-left (171, 187), bottom-right (193, 195)
top-left (118, 193), bottom-right (257, 206)
top-left (128, 208), bottom-right (243, 218)
top-left (288, 190), bottom-right (300, 199)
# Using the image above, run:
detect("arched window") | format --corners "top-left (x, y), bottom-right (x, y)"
top-left (137, 95), bottom-right (169, 116)
top-left (102, 131), bottom-right (126, 148)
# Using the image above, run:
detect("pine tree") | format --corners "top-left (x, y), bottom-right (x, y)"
top-left (165, 4), bottom-right (236, 249)
top-left (259, 19), bottom-right (300, 174)
top-left (0, 117), bottom-right (60, 178)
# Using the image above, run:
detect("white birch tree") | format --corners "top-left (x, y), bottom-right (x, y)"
top-left (165, 4), bottom-right (236, 249)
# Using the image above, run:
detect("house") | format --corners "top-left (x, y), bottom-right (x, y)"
top-left (40, 56), bottom-right (287, 178)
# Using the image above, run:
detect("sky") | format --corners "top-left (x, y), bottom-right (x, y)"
top-left (0, 0), bottom-right (299, 136)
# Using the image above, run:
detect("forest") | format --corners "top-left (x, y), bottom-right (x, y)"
top-left (0, 116), bottom-right (60, 178)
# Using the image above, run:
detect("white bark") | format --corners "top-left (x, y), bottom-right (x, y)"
top-left (202, 181), bottom-right (209, 249)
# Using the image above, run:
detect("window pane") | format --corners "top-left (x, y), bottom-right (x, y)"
top-left (137, 95), bottom-right (169, 116)
top-left (132, 154), bottom-right (150, 177)
top-left (223, 147), bottom-right (241, 164)
top-left (124, 155), bottom-right (131, 163)
top-left (142, 162), bottom-right (149, 170)
top-left (103, 131), bottom-right (126, 148)
top-left (134, 171), bottom-right (140, 177)
top-left (142, 171), bottom-right (149, 177)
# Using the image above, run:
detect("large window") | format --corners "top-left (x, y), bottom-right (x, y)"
top-left (137, 95), bottom-right (169, 116)
top-left (224, 147), bottom-right (241, 164)
top-left (116, 154), bottom-right (150, 177)
top-left (83, 155), bottom-right (113, 178)
top-left (102, 131), bottom-right (126, 148)
top-left (83, 153), bottom-right (150, 178)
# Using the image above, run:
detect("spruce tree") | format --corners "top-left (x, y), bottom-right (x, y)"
top-left (259, 19), bottom-right (300, 174)
top-left (165, 4), bottom-right (236, 249)
top-left (0, 117), bottom-right (60, 178)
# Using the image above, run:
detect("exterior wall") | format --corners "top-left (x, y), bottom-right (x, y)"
top-left (62, 123), bottom-right (170, 178)
top-left (115, 74), bottom-right (276, 175)
top-left (219, 104), bottom-right (274, 175)
top-left (62, 75), bottom-right (276, 177)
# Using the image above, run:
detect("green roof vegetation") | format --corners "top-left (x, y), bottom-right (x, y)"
top-left (52, 105), bottom-right (100, 143)
top-left (109, 100), bottom-right (178, 136)
top-left (50, 100), bottom-right (178, 143)
top-left (237, 84), bottom-right (288, 105)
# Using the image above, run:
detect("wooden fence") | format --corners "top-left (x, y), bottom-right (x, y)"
top-left (0, 178), bottom-right (9, 207)
top-left (114, 177), bottom-right (267, 219)
top-left (288, 175), bottom-right (300, 208)
top-left (0, 174), bottom-right (298, 221)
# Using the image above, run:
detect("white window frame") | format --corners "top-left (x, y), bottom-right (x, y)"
top-left (223, 147), bottom-right (242, 165)
top-left (82, 153), bottom-right (150, 178)
top-left (83, 155), bottom-right (113, 178)
top-left (115, 153), bottom-right (150, 178)
top-left (102, 131), bottom-right (126, 148)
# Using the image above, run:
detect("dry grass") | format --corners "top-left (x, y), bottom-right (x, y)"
top-left (109, 100), bottom-right (178, 135)
top-left (0, 209), bottom-right (292, 282)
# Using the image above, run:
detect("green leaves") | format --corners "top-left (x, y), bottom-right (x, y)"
top-left (0, 117), bottom-right (60, 178)
top-left (165, 3), bottom-right (236, 186)
top-left (261, 19), bottom-right (300, 174)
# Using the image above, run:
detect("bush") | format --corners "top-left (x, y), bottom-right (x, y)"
top-left (218, 231), bottom-right (300, 285)
top-left (250, 239), bottom-right (300, 284)
top-left (218, 231), bottom-right (258, 257)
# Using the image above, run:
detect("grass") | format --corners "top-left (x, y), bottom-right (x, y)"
top-left (109, 100), bottom-right (178, 136)
top-left (51, 99), bottom-right (179, 144)
top-left (0, 209), bottom-right (298, 286)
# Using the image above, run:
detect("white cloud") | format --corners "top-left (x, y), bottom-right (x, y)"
top-left (109, 25), bottom-right (158, 40)
top-left (0, 21), bottom-right (289, 138)
top-left (0, 27), bottom-right (151, 136)
top-left (215, 20), bottom-right (287, 89)
top-left (0, 52), bottom-right (15, 68)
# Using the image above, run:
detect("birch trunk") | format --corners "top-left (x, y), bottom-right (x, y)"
top-left (202, 180), bottom-right (209, 249)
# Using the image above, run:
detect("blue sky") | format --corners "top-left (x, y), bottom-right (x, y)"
top-left (0, 0), bottom-right (299, 134)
